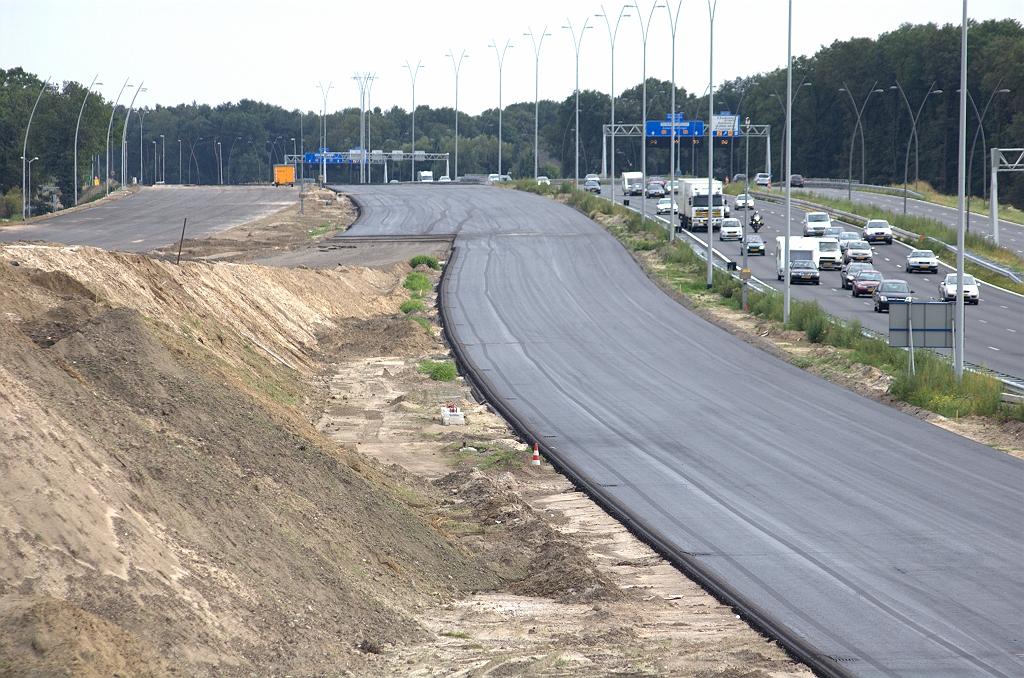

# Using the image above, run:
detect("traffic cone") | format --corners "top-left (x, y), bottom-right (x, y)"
top-left (532, 443), bottom-right (541, 466)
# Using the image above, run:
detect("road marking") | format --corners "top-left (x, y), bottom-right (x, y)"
top-left (1000, 305), bottom-right (1008, 309)
top-left (979, 319), bottom-right (988, 324)
top-left (989, 346), bottom-right (1000, 351)
top-left (1008, 328), bottom-right (1017, 333)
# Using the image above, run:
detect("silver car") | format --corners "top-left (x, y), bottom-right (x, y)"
top-left (905, 249), bottom-right (939, 273)
top-left (938, 273), bottom-right (980, 304)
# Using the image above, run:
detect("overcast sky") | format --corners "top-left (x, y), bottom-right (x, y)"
top-left (3, 1), bottom-right (1021, 118)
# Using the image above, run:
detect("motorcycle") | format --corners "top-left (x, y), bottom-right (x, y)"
top-left (750, 212), bottom-right (764, 233)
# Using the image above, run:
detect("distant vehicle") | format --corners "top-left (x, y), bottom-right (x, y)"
top-left (656, 197), bottom-right (678, 214)
top-left (823, 225), bottom-right (844, 240)
top-left (719, 218), bottom-right (743, 241)
top-left (537, 175), bottom-right (551, 186)
top-left (905, 249), bottom-right (938, 273)
top-left (789, 260), bottom-right (820, 285)
top-left (938, 273), bottom-right (980, 304)
top-left (273, 164), bottom-right (296, 186)
top-left (776, 235), bottom-right (819, 280)
top-left (844, 240), bottom-right (873, 264)
top-left (789, 174), bottom-right (805, 187)
top-left (679, 178), bottom-right (724, 232)
top-left (438, 175), bottom-right (452, 183)
top-left (499, 174), bottom-right (513, 182)
top-left (816, 237), bottom-right (842, 270)
top-left (487, 173), bottom-right (501, 183)
top-left (584, 179), bottom-right (602, 194)
top-left (733, 173), bottom-right (747, 183)
top-left (802, 211), bottom-right (832, 237)
top-left (863, 219), bottom-right (893, 244)
top-left (417, 170), bottom-right (434, 182)
top-left (837, 231), bottom-right (861, 252)
top-left (851, 270), bottom-right (884, 297)
top-left (669, 180), bottom-right (680, 194)
top-left (755, 172), bottom-right (771, 186)
top-left (645, 183), bottom-right (665, 198)
top-left (873, 279), bottom-right (913, 313)
top-left (621, 171), bottom-right (644, 196)
top-left (389, 179), bottom-right (400, 184)
top-left (734, 193), bottom-right (754, 210)
top-left (585, 173), bottom-right (600, 182)
top-left (743, 234), bottom-right (766, 256)
top-left (648, 176), bottom-right (666, 188)
top-left (841, 261), bottom-right (875, 289)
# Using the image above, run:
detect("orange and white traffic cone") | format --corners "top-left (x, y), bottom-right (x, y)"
top-left (532, 443), bottom-right (541, 466)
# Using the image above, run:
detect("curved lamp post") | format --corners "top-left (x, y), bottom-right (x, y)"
top-left (403, 61), bottom-right (424, 181)
top-left (226, 136), bottom-right (242, 184)
top-left (838, 81), bottom-right (884, 199)
top-left (21, 77), bottom-right (50, 219)
top-left (489, 40), bottom-right (513, 177)
top-left (105, 79), bottom-right (132, 196)
top-left (316, 81), bottom-right (333, 186)
top-left (562, 19), bottom-right (591, 188)
top-left (446, 50), bottom-right (468, 180)
top-left (524, 26), bottom-right (551, 179)
top-left (768, 78), bottom-right (810, 187)
top-left (635, 2), bottom-right (665, 231)
top-left (891, 80), bottom-right (941, 213)
top-left (74, 75), bottom-right (101, 205)
top-left (120, 82), bottom-right (145, 187)
top-left (596, 5), bottom-right (631, 204)
top-left (960, 82), bottom-right (1009, 232)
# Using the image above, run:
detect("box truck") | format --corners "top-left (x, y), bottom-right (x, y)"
top-left (679, 179), bottom-right (724, 232)
top-left (417, 170), bottom-right (434, 183)
top-left (775, 236), bottom-right (820, 280)
top-left (273, 164), bottom-right (295, 186)
top-left (621, 171), bottom-right (644, 196)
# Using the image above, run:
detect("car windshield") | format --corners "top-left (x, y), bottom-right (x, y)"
top-left (880, 282), bottom-right (910, 293)
top-left (857, 272), bottom-right (884, 282)
top-left (824, 226), bottom-right (843, 235)
top-left (792, 261), bottom-right (815, 269)
top-left (847, 263), bottom-right (871, 273)
top-left (867, 220), bottom-right (890, 228)
top-left (747, 236), bottom-right (763, 243)
top-left (911, 250), bottom-right (934, 258)
top-left (819, 242), bottom-right (839, 251)
top-left (945, 274), bottom-right (976, 285)
top-left (839, 232), bottom-right (858, 240)
top-left (850, 241), bottom-right (870, 250)
top-left (722, 219), bottom-right (741, 228)
top-left (691, 195), bottom-right (725, 206)
top-left (807, 214), bottom-right (829, 222)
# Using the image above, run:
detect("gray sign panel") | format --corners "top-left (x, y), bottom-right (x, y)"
top-left (889, 301), bottom-right (954, 348)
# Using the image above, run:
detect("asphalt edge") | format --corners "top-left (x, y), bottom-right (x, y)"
top-left (437, 244), bottom-right (857, 678)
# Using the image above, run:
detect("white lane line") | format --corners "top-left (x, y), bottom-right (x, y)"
top-left (979, 319), bottom-right (989, 323)
top-left (1000, 305), bottom-right (1009, 309)
top-left (1008, 328), bottom-right (1017, 333)
top-left (989, 346), bottom-right (1000, 351)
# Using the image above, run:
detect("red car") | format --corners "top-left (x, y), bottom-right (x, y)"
top-left (851, 270), bottom-right (884, 297)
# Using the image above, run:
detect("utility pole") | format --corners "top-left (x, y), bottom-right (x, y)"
top-left (597, 6), bottom-right (631, 204)
top-left (22, 76), bottom-right (50, 219)
top-left (706, 0), bottom-right (717, 288)
top-left (667, 1), bottom-right (682, 239)
top-left (783, 0), bottom-right (793, 323)
top-left (954, 0), bottom-right (968, 380)
top-left (106, 79), bottom-right (132, 197)
top-left (563, 18), bottom-right (591, 188)
top-left (524, 26), bottom-right (550, 179)
top-left (74, 75), bottom-right (101, 205)
top-left (403, 61), bottom-right (424, 181)
top-left (446, 51), bottom-right (468, 180)
top-left (489, 40), bottom-right (512, 177)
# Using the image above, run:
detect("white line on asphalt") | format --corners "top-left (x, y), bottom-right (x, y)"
top-left (989, 347), bottom-right (1000, 351)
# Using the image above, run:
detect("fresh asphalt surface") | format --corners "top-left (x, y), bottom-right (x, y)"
top-left (337, 183), bottom-right (1022, 678)
top-left (804, 187), bottom-right (1024, 258)
top-left (0, 185), bottom-right (298, 252)
top-left (620, 186), bottom-right (1024, 380)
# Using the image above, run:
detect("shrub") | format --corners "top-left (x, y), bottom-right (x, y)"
top-left (400, 299), bottom-right (424, 314)
top-left (3, 186), bottom-right (22, 219)
top-left (419, 360), bottom-right (456, 381)
top-left (403, 272), bottom-right (431, 292)
top-left (409, 255), bottom-right (440, 270)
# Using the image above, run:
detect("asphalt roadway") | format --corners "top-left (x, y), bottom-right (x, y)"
top-left (619, 186), bottom-right (1024, 380)
top-left (336, 183), bottom-right (1023, 678)
top-left (0, 185), bottom-right (297, 252)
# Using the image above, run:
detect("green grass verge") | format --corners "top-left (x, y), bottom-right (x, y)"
top-left (400, 299), bottom-right (425, 314)
top-left (410, 254), bottom-right (441, 270)
top-left (861, 181), bottom-right (1024, 227)
top-left (419, 360), bottom-right (456, 382)
top-left (307, 222), bottom-right (335, 238)
top-left (410, 317), bottom-right (431, 333)
top-left (403, 272), bottom-right (432, 292)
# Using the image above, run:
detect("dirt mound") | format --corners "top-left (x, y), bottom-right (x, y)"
top-left (319, 316), bottom-right (437, 359)
top-left (510, 540), bottom-right (623, 603)
top-left (28, 269), bottom-right (101, 301)
top-left (0, 595), bottom-right (168, 678)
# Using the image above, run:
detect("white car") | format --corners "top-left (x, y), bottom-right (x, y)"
top-left (755, 172), bottom-right (771, 186)
top-left (734, 194), bottom-right (754, 210)
top-left (438, 175), bottom-right (452, 183)
top-left (537, 176), bottom-right (551, 185)
top-left (905, 249), bottom-right (939, 273)
top-left (719, 218), bottom-right (743, 241)
top-left (585, 173), bottom-right (600, 183)
top-left (863, 219), bottom-right (893, 244)
top-left (802, 211), bottom-right (832, 236)
top-left (487, 173), bottom-right (501, 183)
top-left (656, 197), bottom-right (678, 214)
top-left (938, 273), bottom-right (980, 304)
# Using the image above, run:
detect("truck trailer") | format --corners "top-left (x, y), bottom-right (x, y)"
top-left (775, 236), bottom-right (820, 280)
top-left (273, 164), bottom-right (295, 186)
top-left (621, 171), bottom-right (644, 196)
top-left (678, 179), bottom-right (724, 232)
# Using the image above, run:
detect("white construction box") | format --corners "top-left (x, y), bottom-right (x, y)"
top-left (441, 406), bottom-right (465, 426)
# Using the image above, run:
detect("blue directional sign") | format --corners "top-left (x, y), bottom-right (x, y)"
top-left (305, 151), bottom-right (357, 164)
top-left (646, 119), bottom-right (704, 138)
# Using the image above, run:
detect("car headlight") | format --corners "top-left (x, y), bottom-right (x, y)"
top-left (879, 296), bottom-right (888, 302)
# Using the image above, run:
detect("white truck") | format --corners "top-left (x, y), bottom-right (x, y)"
top-left (816, 237), bottom-right (842, 270)
top-left (775, 236), bottom-right (820, 280)
top-left (679, 178), bottom-right (724, 232)
top-left (621, 171), bottom-right (644, 196)
top-left (417, 170), bottom-right (434, 183)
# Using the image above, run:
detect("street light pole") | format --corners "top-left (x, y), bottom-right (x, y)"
top-left (120, 83), bottom-right (145, 187)
top-left (963, 83), bottom-right (1009, 232)
top-left (227, 136), bottom-right (241, 184)
top-left (153, 140), bottom-right (157, 186)
top-left (489, 40), bottom-right (513, 177)
top-left (742, 116), bottom-right (750, 311)
top-left (635, 2), bottom-right (663, 231)
top-left (403, 61), bottom-right (424, 181)
top-left (177, 139), bottom-right (182, 184)
top-left (74, 75), bottom-right (101, 206)
top-left (524, 26), bottom-right (550, 179)
top-left (218, 141), bottom-right (223, 184)
top-left (783, 0), bottom-right (793, 323)
top-left (22, 76), bottom-right (50, 220)
top-left (562, 19), bottom-right (591, 188)
top-left (891, 79), bottom-right (941, 213)
top-left (446, 51), bottom-right (468, 180)
top-left (596, 6), bottom-right (631, 205)
top-left (666, 1), bottom-right (683, 240)
top-left (769, 78), bottom-right (809, 188)
top-left (138, 108), bottom-right (147, 184)
top-left (26, 156), bottom-right (39, 217)
top-left (105, 79), bottom-right (131, 197)
top-left (838, 81), bottom-right (884, 200)
top-left (160, 135), bottom-right (165, 183)
top-left (317, 81), bottom-right (333, 187)
top-left (954, 0), bottom-right (967, 381)
top-left (706, 0), bottom-right (717, 288)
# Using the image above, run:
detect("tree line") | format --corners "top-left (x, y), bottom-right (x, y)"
top-left (1, 18), bottom-right (1020, 217)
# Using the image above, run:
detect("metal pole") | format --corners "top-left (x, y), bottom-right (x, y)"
top-left (524, 27), bottom-right (549, 179)
top-left (668, 1), bottom-right (682, 240)
top-left (783, 0), bottom-right (793, 323)
top-left (120, 82), bottom-right (144, 187)
top-left (161, 135), bottom-right (165, 183)
top-left (598, 6), bottom-right (629, 205)
top-left (153, 140), bottom-right (157, 186)
top-left (178, 139), bottom-right (182, 185)
top-left (706, 0), bottom-right (717, 288)
top-left (447, 51), bottom-right (467, 180)
top-left (317, 82), bottom-right (333, 187)
top-left (138, 109), bottom-right (146, 184)
top-left (563, 19), bottom-right (590, 188)
top-left (990, 147), bottom-right (999, 245)
top-left (366, 75), bottom-right (376, 183)
top-left (74, 75), bottom-right (100, 206)
top-left (954, 0), bottom-right (967, 381)
top-left (22, 77), bottom-right (50, 219)
top-left (404, 61), bottom-right (423, 180)
top-left (490, 40), bottom-right (512, 177)
top-left (636, 4), bottom-right (659, 230)
top-left (742, 117), bottom-right (750, 310)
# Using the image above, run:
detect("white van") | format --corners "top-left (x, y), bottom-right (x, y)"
top-left (776, 236), bottom-right (819, 280)
top-left (816, 237), bottom-right (842, 270)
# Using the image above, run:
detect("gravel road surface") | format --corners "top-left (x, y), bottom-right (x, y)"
top-left (0, 185), bottom-right (297, 252)
top-left (337, 183), bottom-right (1023, 678)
